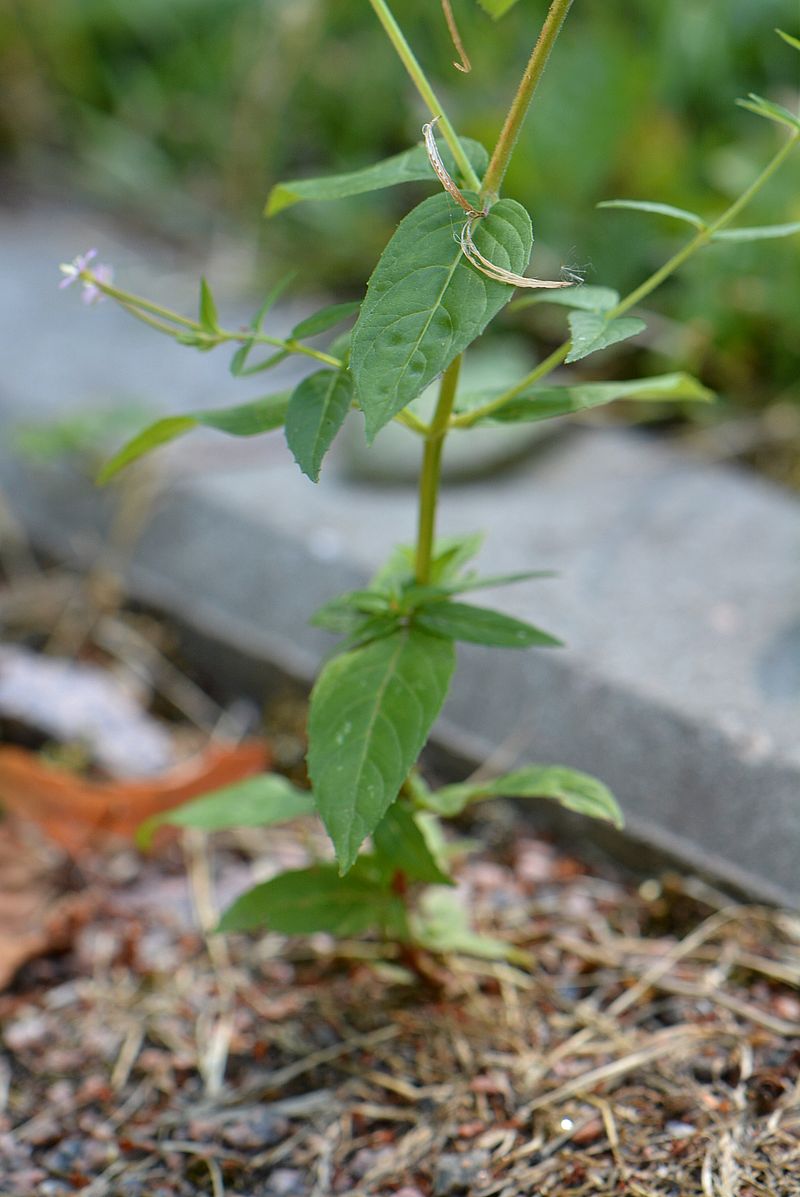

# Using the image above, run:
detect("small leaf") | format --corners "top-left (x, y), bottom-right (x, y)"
top-left (266, 139), bottom-right (489, 215)
top-left (370, 534), bottom-right (484, 593)
top-left (199, 277), bottom-right (220, 332)
top-left (565, 312), bottom-right (646, 364)
top-left (308, 626), bottom-right (456, 873)
top-left (98, 391), bottom-right (290, 482)
top-left (285, 370), bottom-right (354, 482)
top-left (219, 860), bottom-right (408, 937)
top-left (736, 93), bottom-right (800, 133)
top-left (372, 802), bottom-right (453, 885)
top-left (415, 600), bottom-right (561, 649)
top-left (597, 199), bottom-right (706, 229)
top-left (776, 28), bottom-right (800, 53)
top-left (511, 284), bottom-right (619, 314)
top-left (291, 301), bottom-right (361, 341)
top-left (311, 589), bottom-right (392, 634)
top-left (137, 773), bottom-right (314, 848)
top-left (476, 0), bottom-right (522, 18)
top-left (351, 193), bottom-right (533, 440)
top-left (411, 887), bottom-right (522, 962)
top-left (460, 372), bottom-right (714, 426)
top-left (401, 569), bottom-right (554, 607)
top-left (430, 765), bottom-right (623, 825)
top-left (712, 221), bottom-right (800, 242)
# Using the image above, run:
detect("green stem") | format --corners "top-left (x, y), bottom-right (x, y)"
top-left (82, 272), bottom-right (344, 368)
top-left (415, 355), bottom-right (461, 584)
top-left (455, 130), bottom-right (800, 428)
top-left (481, 0), bottom-right (574, 206)
top-left (368, 0), bottom-right (480, 190)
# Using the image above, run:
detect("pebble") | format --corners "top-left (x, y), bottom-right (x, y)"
top-left (433, 1149), bottom-right (491, 1195)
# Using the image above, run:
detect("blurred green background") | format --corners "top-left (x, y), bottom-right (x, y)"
top-left (2, 0), bottom-right (799, 484)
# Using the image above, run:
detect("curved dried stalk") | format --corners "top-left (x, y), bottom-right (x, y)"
top-left (440, 0), bottom-right (471, 73)
top-left (460, 216), bottom-right (574, 289)
top-left (423, 119), bottom-right (485, 219)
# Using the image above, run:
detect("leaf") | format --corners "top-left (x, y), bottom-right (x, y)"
top-left (308, 626), bottom-right (456, 873)
top-left (565, 312), bottom-right (646, 364)
top-left (137, 773), bottom-right (315, 849)
top-left (290, 301), bottom-right (362, 341)
top-left (372, 802), bottom-right (453, 885)
top-left (219, 860), bottom-right (408, 937)
top-left (597, 199), bottom-right (706, 229)
top-left (351, 193), bottom-right (533, 440)
top-left (414, 601), bottom-right (562, 649)
top-left (311, 589), bottom-right (392, 633)
top-left (476, 0), bottom-right (522, 18)
top-left (370, 533), bottom-right (484, 593)
top-left (285, 370), bottom-right (354, 481)
top-left (511, 284), bottom-right (619, 314)
top-left (98, 391), bottom-right (290, 482)
top-left (712, 221), bottom-right (800, 242)
top-left (777, 28), bottom-right (800, 53)
top-left (411, 887), bottom-right (523, 962)
top-left (266, 139), bottom-right (489, 216)
top-left (400, 569), bottom-right (554, 608)
top-left (230, 274), bottom-right (296, 376)
top-left (460, 372), bottom-right (714, 426)
top-left (199, 277), bottom-right (220, 332)
top-left (428, 765), bottom-right (623, 825)
top-left (736, 93), bottom-right (800, 133)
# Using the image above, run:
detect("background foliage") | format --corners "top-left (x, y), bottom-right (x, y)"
top-left (3, 0), bottom-right (799, 477)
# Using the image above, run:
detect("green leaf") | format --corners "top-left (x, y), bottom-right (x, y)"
top-left (511, 284), bottom-right (619, 314)
top-left (370, 533), bottom-right (484, 593)
top-left (414, 600), bottom-right (562, 649)
top-left (285, 369), bottom-right (353, 482)
top-left (266, 139), bottom-right (489, 216)
top-left (736, 93), bottom-right (800, 133)
top-left (565, 312), bottom-right (646, 364)
top-left (712, 221), bottom-right (800, 243)
top-left (137, 773), bottom-right (315, 849)
top-left (401, 570), bottom-right (554, 608)
top-left (460, 372), bottom-right (714, 426)
top-left (199, 277), bottom-right (220, 332)
top-left (230, 275), bottom-right (296, 377)
top-left (308, 626), bottom-right (456, 873)
top-left (777, 28), bottom-right (800, 53)
top-left (372, 802), bottom-right (453, 885)
top-left (98, 391), bottom-right (290, 482)
top-left (219, 860), bottom-right (408, 937)
top-left (411, 887), bottom-right (522, 962)
top-left (351, 193), bottom-right (533, 440)
top-left (311, 589), bottom-right (393, 633)
top-left (428, 765), bottom-right (623, 825)
top-left (476, 0), bottom-right (522, 18)
top-left (597, 199), bottom-right (706, 229)
top-left (290, 301), bottom-right (361, 341)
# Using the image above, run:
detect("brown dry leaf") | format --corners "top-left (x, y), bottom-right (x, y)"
top-left (0, 822), bottom-right (90, 989)
top-left (0, 738), bottom-right (268, 856)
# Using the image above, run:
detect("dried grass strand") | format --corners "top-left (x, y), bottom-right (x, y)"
top-left (422, 118), bottom-right (484, 218)
top-left (460, 215), bottom-right (574, 289)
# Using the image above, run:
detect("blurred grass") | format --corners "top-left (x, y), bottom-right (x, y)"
top-left (2, 0), bottom-right (799, 479)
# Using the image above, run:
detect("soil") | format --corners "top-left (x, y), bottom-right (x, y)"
top-left (1, 566), bottom-right (799, 1196)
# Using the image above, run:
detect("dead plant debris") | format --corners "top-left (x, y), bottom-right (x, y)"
top-left (1, 820), bottom-right (798, 1197)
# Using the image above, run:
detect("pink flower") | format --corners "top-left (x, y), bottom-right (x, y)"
top-left (58, 250), bottom-right (114, 305)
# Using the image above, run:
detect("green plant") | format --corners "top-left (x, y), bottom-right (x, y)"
top-left (63, 4), bottom-right (800, 960)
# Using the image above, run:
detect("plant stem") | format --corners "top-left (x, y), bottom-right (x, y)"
top-left (368, 0), bottom-right (480, 190)
top-left (481, 0), bottom-right (574, 205)
top-left (455, 130), bottom-right (800, 428)
top-left (415, 355), bottom-right (462, 583)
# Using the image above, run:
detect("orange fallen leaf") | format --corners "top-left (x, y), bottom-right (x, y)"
top-left (0, 822), bottom-right (92, 989)
top-left (0, 739), bottom-right (268, 856)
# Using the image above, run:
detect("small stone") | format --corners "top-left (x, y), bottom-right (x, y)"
top-left (432, 1150), bottom-right (491, 1195)
top-left (221, 1110), bottom-right (289, 1150)
top-left (268, 1168), bottom-right (308, 1195)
